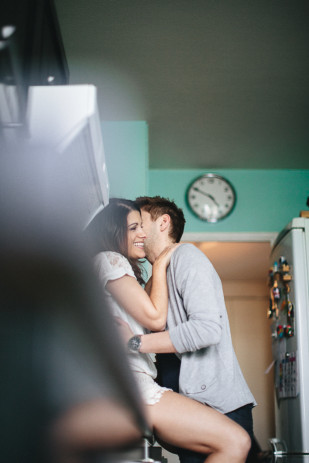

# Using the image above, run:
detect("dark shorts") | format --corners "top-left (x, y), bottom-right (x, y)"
top-left (156, 354), bottom-right (256, 463)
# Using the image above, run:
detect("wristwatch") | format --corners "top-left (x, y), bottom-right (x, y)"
top-left (128, 335), bottom-right (142, 353)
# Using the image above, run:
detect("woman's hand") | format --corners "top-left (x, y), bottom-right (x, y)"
top-left (114, 317), bottom-right (134, 344)
top-left (153, 243), bottom-right (180, 269)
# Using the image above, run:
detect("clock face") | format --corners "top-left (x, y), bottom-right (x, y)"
top-left (186, 174), bottom-right (236, 222)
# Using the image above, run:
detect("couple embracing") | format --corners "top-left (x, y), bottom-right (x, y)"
top-left (93, 196), bottom-right (256, 463)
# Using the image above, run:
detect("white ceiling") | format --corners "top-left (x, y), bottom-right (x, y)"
top-left (55, 0), bottom-right (309, 170)
top-left (190, 241), bottom-right (271, 280)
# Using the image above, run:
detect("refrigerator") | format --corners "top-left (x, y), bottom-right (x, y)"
top-left (268, 218), bottom-right (309, 454)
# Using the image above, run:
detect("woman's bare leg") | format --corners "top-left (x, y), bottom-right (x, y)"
top-left (147, 391), bottom-right (251, 463)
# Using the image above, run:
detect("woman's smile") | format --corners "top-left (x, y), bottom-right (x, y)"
top-left (127, 210), bottom-right (146, 259)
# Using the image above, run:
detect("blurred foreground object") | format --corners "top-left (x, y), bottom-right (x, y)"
top-left (0, 149), bottom-right (150, 463)
top-left (0, 0), bottom-right (69, 143)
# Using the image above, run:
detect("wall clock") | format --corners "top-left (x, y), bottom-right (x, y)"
top-left (186, 173), bottom-right (236, 222)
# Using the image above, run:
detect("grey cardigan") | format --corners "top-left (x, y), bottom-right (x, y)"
top-left (167, 243), bottom-right (256, 414)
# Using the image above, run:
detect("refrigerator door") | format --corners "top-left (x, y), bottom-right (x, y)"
top-left (270, 219), bottom-right (309, 453)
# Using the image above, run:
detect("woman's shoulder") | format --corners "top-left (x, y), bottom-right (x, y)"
top-left (94, 251), bottom-right (135, 279)
top-left (95, 251), bottom-right (129, 267)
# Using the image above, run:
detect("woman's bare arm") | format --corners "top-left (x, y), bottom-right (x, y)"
top-left (107, 245), bottom-right (179, 331)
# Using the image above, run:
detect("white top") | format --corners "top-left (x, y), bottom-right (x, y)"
top-left (94, 251), bottom-right (157, 378)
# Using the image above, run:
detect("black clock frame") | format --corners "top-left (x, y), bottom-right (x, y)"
top-left (185, 173), bottom-right (237, 222)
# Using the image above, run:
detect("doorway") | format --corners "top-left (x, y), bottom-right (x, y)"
top-left (187, 239), bottom-right (275, 450)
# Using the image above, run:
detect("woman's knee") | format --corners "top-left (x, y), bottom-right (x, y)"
top-left (229, 427), bottom-right (251, 460)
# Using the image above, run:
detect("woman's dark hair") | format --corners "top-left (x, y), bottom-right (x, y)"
top-left (87, 198), bottom-right (145, 284)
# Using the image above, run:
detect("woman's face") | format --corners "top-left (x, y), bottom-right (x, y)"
top-left (126, 210), bottom-right (146, 259)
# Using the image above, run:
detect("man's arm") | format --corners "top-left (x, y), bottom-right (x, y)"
top-left (166, 244), bottom-right (224, 353)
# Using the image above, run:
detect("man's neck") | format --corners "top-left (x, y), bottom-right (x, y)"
top-left (147, 238), bottom-right (174, 264)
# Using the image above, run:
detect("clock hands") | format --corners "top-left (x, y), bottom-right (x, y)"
top-left (192, 187), bottom-right (220, 207)
top-left (187, 174), bottom-right (236, 222)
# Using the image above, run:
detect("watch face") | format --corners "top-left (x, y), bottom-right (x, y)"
top-left (128, 335), bottom-right (141, 352)
top-left (186, 174), bottom-right (236, 222)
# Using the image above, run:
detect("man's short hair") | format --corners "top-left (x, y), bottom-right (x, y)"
top-left (136, 196), bottom-right (186, 243)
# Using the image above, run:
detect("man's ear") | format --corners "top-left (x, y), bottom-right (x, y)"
top-left (159, 214), bottom-right (171, 232)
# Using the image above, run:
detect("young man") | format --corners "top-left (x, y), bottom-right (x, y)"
top-left (132, 196), bottom-right (256, 463)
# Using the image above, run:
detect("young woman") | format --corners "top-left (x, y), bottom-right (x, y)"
top-left (93, 198), bottom-right (250, 463)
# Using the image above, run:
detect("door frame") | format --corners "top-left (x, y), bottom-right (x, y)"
top-left (182, 231), bottom-right (277, 245)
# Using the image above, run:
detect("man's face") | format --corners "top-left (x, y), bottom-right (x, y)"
top-left (140, 210), bottom-right (160, 260)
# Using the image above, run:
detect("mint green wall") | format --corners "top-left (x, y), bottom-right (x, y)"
top-left (149, 169), bottom-right (309, 233)
top-left (101, 121), bottom-right (149, 199)
top-left (100, 122), bottom-right (308, 233)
